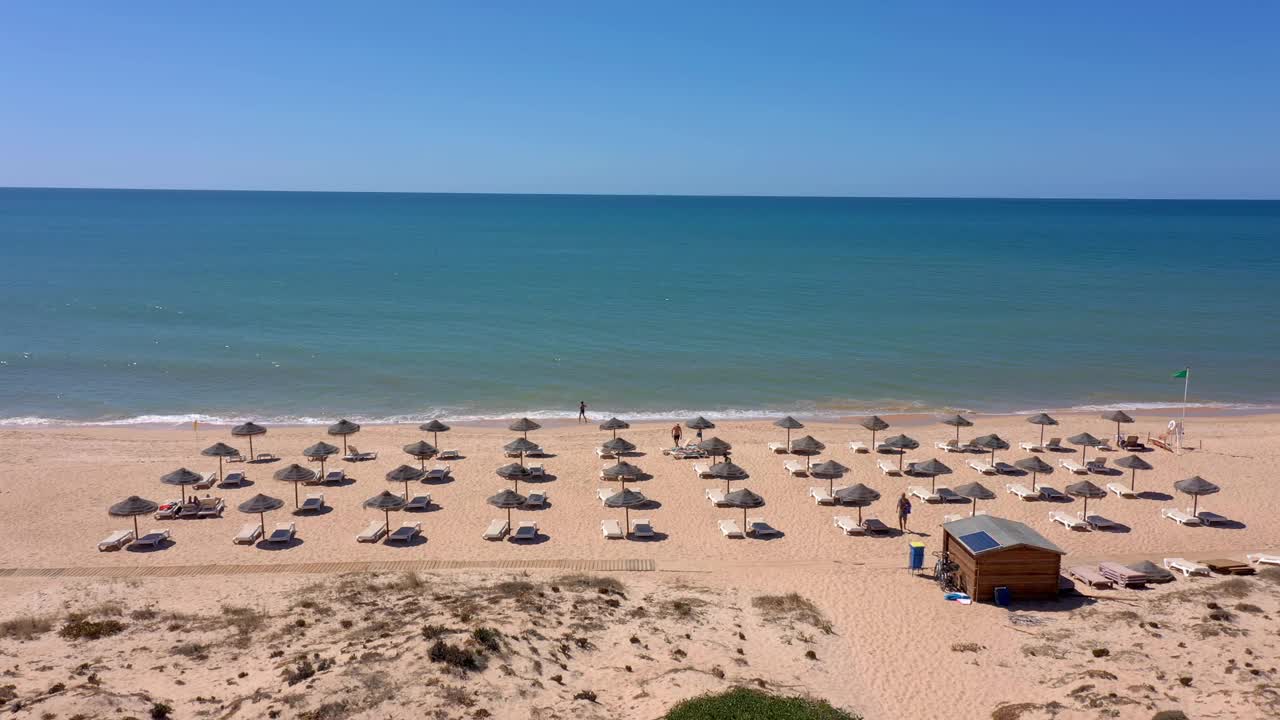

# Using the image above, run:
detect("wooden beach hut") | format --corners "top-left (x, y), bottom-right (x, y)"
top-left (941, 515), bottom-right (1064, 602)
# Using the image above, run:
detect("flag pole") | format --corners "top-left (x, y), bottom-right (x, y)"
top-left (1181, 366), bottom-right (1190, 427)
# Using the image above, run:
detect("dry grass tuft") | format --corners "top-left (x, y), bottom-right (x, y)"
top-left (0, 615), bottom-right (55, 641)
top-left (752, 593), bottom-right (833, 634)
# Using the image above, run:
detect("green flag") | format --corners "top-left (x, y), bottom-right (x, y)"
top-left (1172, 369), bottom-right (1188, 379)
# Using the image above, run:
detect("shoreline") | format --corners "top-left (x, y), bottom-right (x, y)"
top-left (2, 402), bottom-right (1275, 430)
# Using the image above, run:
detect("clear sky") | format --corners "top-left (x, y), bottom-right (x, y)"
top-left (2, 2), bottom-right (1277, 198)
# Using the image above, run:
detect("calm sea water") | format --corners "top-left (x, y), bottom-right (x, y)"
top-left (2, 188), bottom-right (1278, 425)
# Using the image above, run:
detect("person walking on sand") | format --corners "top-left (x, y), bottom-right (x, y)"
top-left (897, 493), bottom-right (912, 532)
top-left (578, 401), bottom-right (587, 423)
top-left (671, 424), bottom-right (682, 447)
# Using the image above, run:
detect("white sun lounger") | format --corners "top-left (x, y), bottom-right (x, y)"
top-left (1044, 437), bottom-right (1064, 451)
top-left (1019, 441), bottom-right (1043, 452)
top-left (426, 464), bottom-right (451, 480)
top-left (1038, 486), bottom-right (1067, 501)
top-left (601, 519), bottom-right (623, 539)
top-left (154, 500), bottom-right (181, 520)
top-left (483, 520), bottom-right (509, 540)
top-left (524, 492), bottom-right (547, 508)
top-left (437, 449), bottom-right (460, 460)
top-left (406, 494), bottom-right (432, 511)
top-left (1163, 558), bottom-right (1210, 577)
top-left (267, 523), bottom-right (295, 543)
top-left (993, 461), bottom-right (1017, 475)
top-left (357, 521), bottom-right (387, 543)
top-left (705, 489), bottom-right (729, 506)
top-left (196, 497), bottom-right (225, 518)
top-left (1059, 459), bottom-right (1087, 474)
top-left (254, 452), bottom-right (279, 462)
top-left (527, 464), bottom-right (544, 478)
top-left (597, 488), bottom-right (613, 504)
top-left (746, 517), bottom-right (778, 536)
top-left (719, 519), bottom-right (744, 538)
top-left (344, 447), bottom-right (377, 461)
top-left (232, 523), bottom-right (261, 545)
top-left (967, 460), bottom-right (996, 475)
top-left (135, 529), bottom-right (171, 547)
top-left (1193, 509), bottom-right (1230, 526)
top-left (767, 442), bottom-right (789, 454)
top-left (193, 472), bottom-right (217, 490)
top-left (1068, 565), bottom-right (1114, 588)
top-left (877, 460), bottom-right (902, 476)
top-left (809, 487), bottom-right (835, 505)
top-left (693, 463), bottom-right (714, 479)
top-left (1107, 483), bottom-right (1136, 498)
top-left (512, 521), bottom-right (539, 541)
top-left (1082, 513), bottom-right (1117, 530)
top-left (861, 517), bottom-right (891, 535)
top-left (1161, 508), bottom-right (1202, 526)
top-left (833, 515), bottom-right (864, 535)
top-left (1247, 554), bottom-right (1280, 566)
top-left (595, 447), bottom-right (615, 459)
top-left (98, 529), bottom-right (134, 551)
top-left (325, 469), bottom-right (346, 483)
top-left (222, 471), bottom-right (247, 487)
top-left (784, 460), bottom-right (808, 476)
top-left (848, 441), bottom-right (869, 453)
top-left (630, 518), bottom-right (654, 538)
top-left (935, 440), bottom-right (962, 453)
top-left (1006, 483), bottom-right (1038, 500)
top-left (1086, 459), bottom-right (1108, 473)
top-left (387, 522), bottom-right (421, 543)
top-left (908, 485), bottom-right (940, 502)
top-left (299, 493), bottom-right (325, 512)
top-left (1049, 511), bottom-right (1088, 530)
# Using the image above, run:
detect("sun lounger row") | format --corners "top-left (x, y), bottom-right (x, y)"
top-left (482, 520), bottom-right (539, 541)
top-left (601, 518), bottom-right (655, 539)
top-left (718, 518), bottom-right (779, 538)
top-left (155, 497), bottom-right (225, 519)
top-left (833, 515), bottom-right (890, 535)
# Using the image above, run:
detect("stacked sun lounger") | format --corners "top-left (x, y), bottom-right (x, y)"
top-left (1067, 566), bottom-right (1114, 589)
top-left (1097, 561), bottom-right (1151, 587)
top-left (1203, 558), bottom-right (1255, 575)
top-left (1126, 560), bottom-right (1175, 583)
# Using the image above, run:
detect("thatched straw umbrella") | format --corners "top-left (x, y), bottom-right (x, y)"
top-left (599, 417), bottom-right (630, 439)
top-left (504, 438), bottom-right (540, 467)
top-left (327, 419), bottom-right (361, 455)
top-left (970, 433), bottom-right (1010, 467)
top-left (722, 488), bottom-right (765, 531)
top-left (833, 483), bottom-right (880, 523)
top-left (496, 462), bottom-right (532, 492)
top-left (1101, 410), bottom-right (1134, 445)
top-left (773, 416), bottom-right (804, 447)
top-left (860, 416), bottom-right (890, 450)
top-left (686, 416), bottom-right (715, 440)
top-left (939, 414), bottom-right (973, 443)
top-left (508, 417), bottom-right (541, 439)
top-left (109, 495), bottom-right (158, 538)
top-left (403, 440), bottom-right (437, 471)
top-left (1174, 476), bottom-right (1220, 515)
top-left (604, 488), bottom-right (649, 531)
top-left (273, 463), bottom-right (317, 508)
top-left (160, 467), bottom-right (204, 503)
top-left (1026, 413), bottom-right (1058, 447)
top-left (909, 458), bottom-right (952, 491)
top-left (709, 459), bottom-right (749, 493)
top-left (1066, 480), bottom-right (1107, 517)
top-left (698, 437), bottom-right (732, 463)
top-left (231, 422), bottom-right (267, 458)
top-left (386, 464), bottom-right (426, 499)
top-left (1068, 432), bottom-right (1103, 463)
top-left (303, 441), bottom-right (340, 478)
top-left (953, 481), bottom-right (996, 516)
top-left (809, 459), bottom-right (850, 495)
top-left (880, 434), bottom-right (919, 472)
top-left (1014, 456), bottom-right (1053, 491)
top-left (236, 493), bottom-right (283, 540)
top-left (487, 488), bottom-right (526, 527)
top-left (789, 435), bottom-right (825, 470)
top-left (419, 420), bottom-right (451, 448)
top-left (1114, 454), bottom-right (1153, 492)
top-left (364, 490), bottom-right (406, 535)
top-left (201, 442), bottom-right (241, 481)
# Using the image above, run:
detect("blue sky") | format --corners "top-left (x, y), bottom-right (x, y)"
top-left (2, 3), bottom-right (1277, 198)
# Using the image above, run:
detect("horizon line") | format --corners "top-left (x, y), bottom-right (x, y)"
top-left (2, 185), bottom-right (1277, 203)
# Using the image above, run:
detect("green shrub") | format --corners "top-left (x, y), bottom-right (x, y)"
top-left (665, 688), bottom-right (858, 719)
top-left (58, 615), bottom-right (126, 641)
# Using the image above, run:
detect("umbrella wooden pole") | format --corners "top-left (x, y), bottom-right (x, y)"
top-left (1130, 468), bottom-right (1137, 492)
top-left (259, 511), bottom-right (266, 539)
top-left (133, 515), bottom-right (140, 538)
top-left (1031, 472), bottom-right (1037, 492)
top-left (384, 509), bottom-right (390, 534)
top-left (218, 456), bottom-right (224, 480)
top-left (403, 481), bottom-right (410, 500)
top-left (898, 452), bottom-right (905, 472)
top-left (1040, 425), bottom-right (1046, 446)
top-left (971, 501), bottom-right (977, 517)
top-left (294, 482), bottom-right (300, 509)
top-left (871, 430), bottom-right (877, 450)
top-left (248, 436), bottom-right (254, 458)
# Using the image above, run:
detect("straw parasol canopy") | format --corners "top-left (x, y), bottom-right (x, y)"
top-left (880, 434), bottom-right (919, 471)
top-left (1174, 475), bottom-right (1220, 515)
top-left (774, 416), bottom-right (805, 446)
top-left (508, 417), bottom-right (541, 438)
top-left (722, 488), bottom-right (765, 529)
top-left (953, 481), bottom-right (996, 516)
top-left (601, 461), bottom-right (645, 486)
top-left (834, 483), bottom-right (880, 522)
top-left (970, 433), bottom-right (1010, 466)
top-left (1026, 413), bottom-right (1058, 446)
top-left (939, 414), bottom-right (973, 443)
top-left (1066, 479), bottom-right (1107, 516)
top-left (604, 488), bottom-right (649, 529)
top-left (1014, 455), bottom-right (1054, 490)
top-left (403, 440), bottom-right (438, 470)
top-left (709, 459), bottom-right (749, 492)
top-left (687, 416), bottom-right (715, 439)
top-left (231, 422), bottom-right (267, 458)
top-left (908, 458), bottom-right (952, 490)
top-left (789, 435), bottom-right (825, 469)
top-left (201, 442), bottom-right (242, 480)
top-left (1067, 432), bottom-right (1103, 462)
top-left (327, 419), bottom-right (361, 454)
top-left (161, 467), bottom-right (205, 503)
top-left (364, 490), bottom-right (406, 534)
top-left (1101, 410), bottom-right (1134, 442)
top-left (109, 495), bottom-right (159, 538)
top-left (504, 437), bottom-right (541, 465)
top-left (496, 462), bottom-right (532, 491)
top-left (386, 464), bottom-right (426, 499)
top-left (810, 459), bottom-right (850, 494)
top-left (601, 437), bottom-right (637, 456)
top-left (419, 419), bottom-right (451, 448)
top-left (698, 436), bottom-right (732, 462)
top-left (303, 441), bottom-right (341, 477)
top-left (236, 493), bottom-right (284, 540)
top-left (273, 463), bottom-right (317, 508)
top-left (599, 417), bottom-right (630, 438)
top-left (860, 415), bottom-right (890, 449)
top-left (1114, 454), bottom-right (1153, 492)
top-left (487, 488), bottom-right (527, 526)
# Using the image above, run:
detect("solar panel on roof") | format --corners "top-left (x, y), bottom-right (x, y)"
top-left (958, 531), bottom-right (1000, 553)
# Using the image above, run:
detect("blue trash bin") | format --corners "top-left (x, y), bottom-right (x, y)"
top-left (908, 542), bottom-right (925, 572)
top-left (993, 586), bottom-right (1011, 606)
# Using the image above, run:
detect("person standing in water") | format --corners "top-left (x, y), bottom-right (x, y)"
top-left (578, 401), bottom-right (587, 423)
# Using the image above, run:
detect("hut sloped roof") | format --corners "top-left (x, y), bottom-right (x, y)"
top-left (942, 515), bottom-right (1065, 556)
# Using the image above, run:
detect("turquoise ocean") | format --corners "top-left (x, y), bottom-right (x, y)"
top-left (1, 188), bottom-right (1278, 425)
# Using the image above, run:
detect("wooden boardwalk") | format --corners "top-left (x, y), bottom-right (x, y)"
top-left (0, 558), bottom-right (656, 580)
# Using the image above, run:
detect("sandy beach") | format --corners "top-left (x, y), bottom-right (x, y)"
top-left (2, 412), bottom-right (1278, 718)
